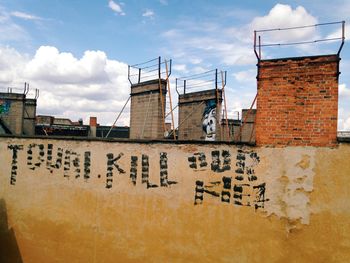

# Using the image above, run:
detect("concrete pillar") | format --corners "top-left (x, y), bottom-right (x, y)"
top-left (129, 79), bottom-right (167, 139)
top-left (221, 119), bottom-right (240, 142)
top-left (178, 89), bottom-right (222, 141)
top-left (0, 92), bottom-right (25, 135)
top-left (89, 117), bottom-right (97, 138)
top-left (256, 55), bottom-right (339, 146)
top-left (23, 98), bottom-right (37, 136)
top-left (241, 109), bottom-right (256, 143)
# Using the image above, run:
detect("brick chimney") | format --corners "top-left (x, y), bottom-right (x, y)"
top-left (89, 117), bottom-right (97, 137)
top-left (256, 55), bottom-right (339, 147)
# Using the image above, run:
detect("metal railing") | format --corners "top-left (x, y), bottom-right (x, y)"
top-left (175, 69), bottom-right (227, 95)
top-left (128, 56), bottom-right (172, 85)
top-left (254, 21), bottom-right (345, 60)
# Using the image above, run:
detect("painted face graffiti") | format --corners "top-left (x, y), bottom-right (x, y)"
top-left (0, 100), bottom-right (11, 115)
top-left (202, 100), bottom-right (216, 141)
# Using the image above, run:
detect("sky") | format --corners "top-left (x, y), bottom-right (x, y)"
top-left (0, 0), bottom-right (350, 130)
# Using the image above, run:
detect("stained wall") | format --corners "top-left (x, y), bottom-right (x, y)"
top-left (0, 136), bottom-right (350, 262)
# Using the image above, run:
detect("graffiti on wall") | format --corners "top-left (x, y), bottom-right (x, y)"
top-left (0, 100), bottom-right (11, 115)
top-left (189, 148), bottom-right (268, 209)
top-left (6, 143), bottom-right (268, 210)
top-left (7, 143), bottom-right (178, 190)
top-left (202, 99), bottom-right (216, 141)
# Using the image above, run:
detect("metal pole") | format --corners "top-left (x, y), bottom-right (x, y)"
top-left (221, 71), bottom-right (230, 141)
top-left (128, 65), bottom-right (132, 85)
top-left (158, 57), bottom-right (166, 135)
top-left (165, 59), bottom-right (176, 140)
top-left (258, 36), bottom-right (261, 58)
top-left (168, 101), bottom-right (205, 138)
top-left (105, 96), bottom-right (131, 138)
top-left (138, 68), bottom-right (141, 84)
top-left (235, 94), bottom-right (257, 142)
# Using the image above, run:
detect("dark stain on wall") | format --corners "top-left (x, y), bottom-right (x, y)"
top-left (0, 199), bottom-right (23, 263)
top-left (193, 148), bottom-right (268, 209)
top-left (27, 143), bottom-right (45, 170)
top-left (130, 156), bottom-right (138, 185)
top-left (221, 176), bottom-right (231, 203)
top-left (84, 151), bottom-right (91, 181)
top-left (142, 154), bottom-right (158, 188)
top-left (160, 152), bottom-right (177, 187)
top-left (106, 153), bottom-right (125, 189)
top-left (211, 150), bottom-right (231, 173)
top-left (194, 180), bottom-right (204, 205)
top-left (253, 183), bottom-right (269, 209)
top-left (46, 145), bottom-right (63, 172)
top-left (188, 152), bottom-right (208, 170)
top-left (64, 150), bottom-right (81, 179)
top-left (7, 145), bottom-right (23, 185)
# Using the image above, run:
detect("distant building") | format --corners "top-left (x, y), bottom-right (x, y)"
top-left (35, 115), bottom-right (129, 139)
top-left (0, 85), bottom-right (37, 136)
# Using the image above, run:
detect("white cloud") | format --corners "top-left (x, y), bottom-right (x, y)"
top-left (0, 7), bottom-right (29, 42)
top-left (327, 24), bottom-right (349, 42)
top-left (250, 4), bottom-right (318, 44)
top-left (159, 0), bottom-right (168, 5)
top-left (172, 64), bottom-right (187, 73)
top-left (24, 46), bottom-right (112, 84)
top-left (344, 118), bottom-right (350, 130)
top-left (163, 5), bottom-right (317, 67)
top-left (108, 0), bottom-right (125, 16)
top-left (189, 57), bottom-right (202, 65)
top-left (0, 46), bottom-right (28, 84)
top-left (10, 11), bottom-right (42, 21)
top-left (339, 83), bottom-right (350, 98)
top-left (142, 9), bottom-right (155, 18)
top-left (233, 69), bottom-right (256, 84)
top-left (0, 45), bottom-right (131, 125)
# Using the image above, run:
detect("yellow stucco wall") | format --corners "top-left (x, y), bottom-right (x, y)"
top-left (0, 137), bottom-right (349, 262)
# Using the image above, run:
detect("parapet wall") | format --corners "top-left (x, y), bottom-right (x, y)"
top-left (0, 136), bottom-right (350, 262)
top-left (129, 79), bottom-right (167, 139)
top-left (256, 55), bottom-right (339, 147)
top-left (178, 89), bottom-right (222, 140)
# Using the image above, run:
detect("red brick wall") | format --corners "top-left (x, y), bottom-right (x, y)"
top-left (256, 55), bottom-right (339, 147)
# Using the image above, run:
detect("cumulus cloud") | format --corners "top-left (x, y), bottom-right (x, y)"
top-left (0, 45), bottom-right (131, 125)
top-left (0, 46), bottom-right (27, 84)
top-left (108, 0), bottom-right (125, 16)
top-left (24, 46), bottom-right (112, 84)
top-left (10, 11), bottom-right (42, 21)
top-left (250, 4), bottom-right (318, 43)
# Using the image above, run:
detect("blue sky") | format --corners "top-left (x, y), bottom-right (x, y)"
top-left (0, 0), bottom-right (350, 130)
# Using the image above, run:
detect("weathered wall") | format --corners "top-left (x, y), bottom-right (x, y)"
top-left (23, 99), bottom-right (37, 136)
top-left (241, 109), bottom-right (256, 143)
top-left (129, 79), bottom-right (167, 140)
top-left (0, 136), bottom-right (350, 262)
top-left (256, 55), bottom-right (339, 147)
